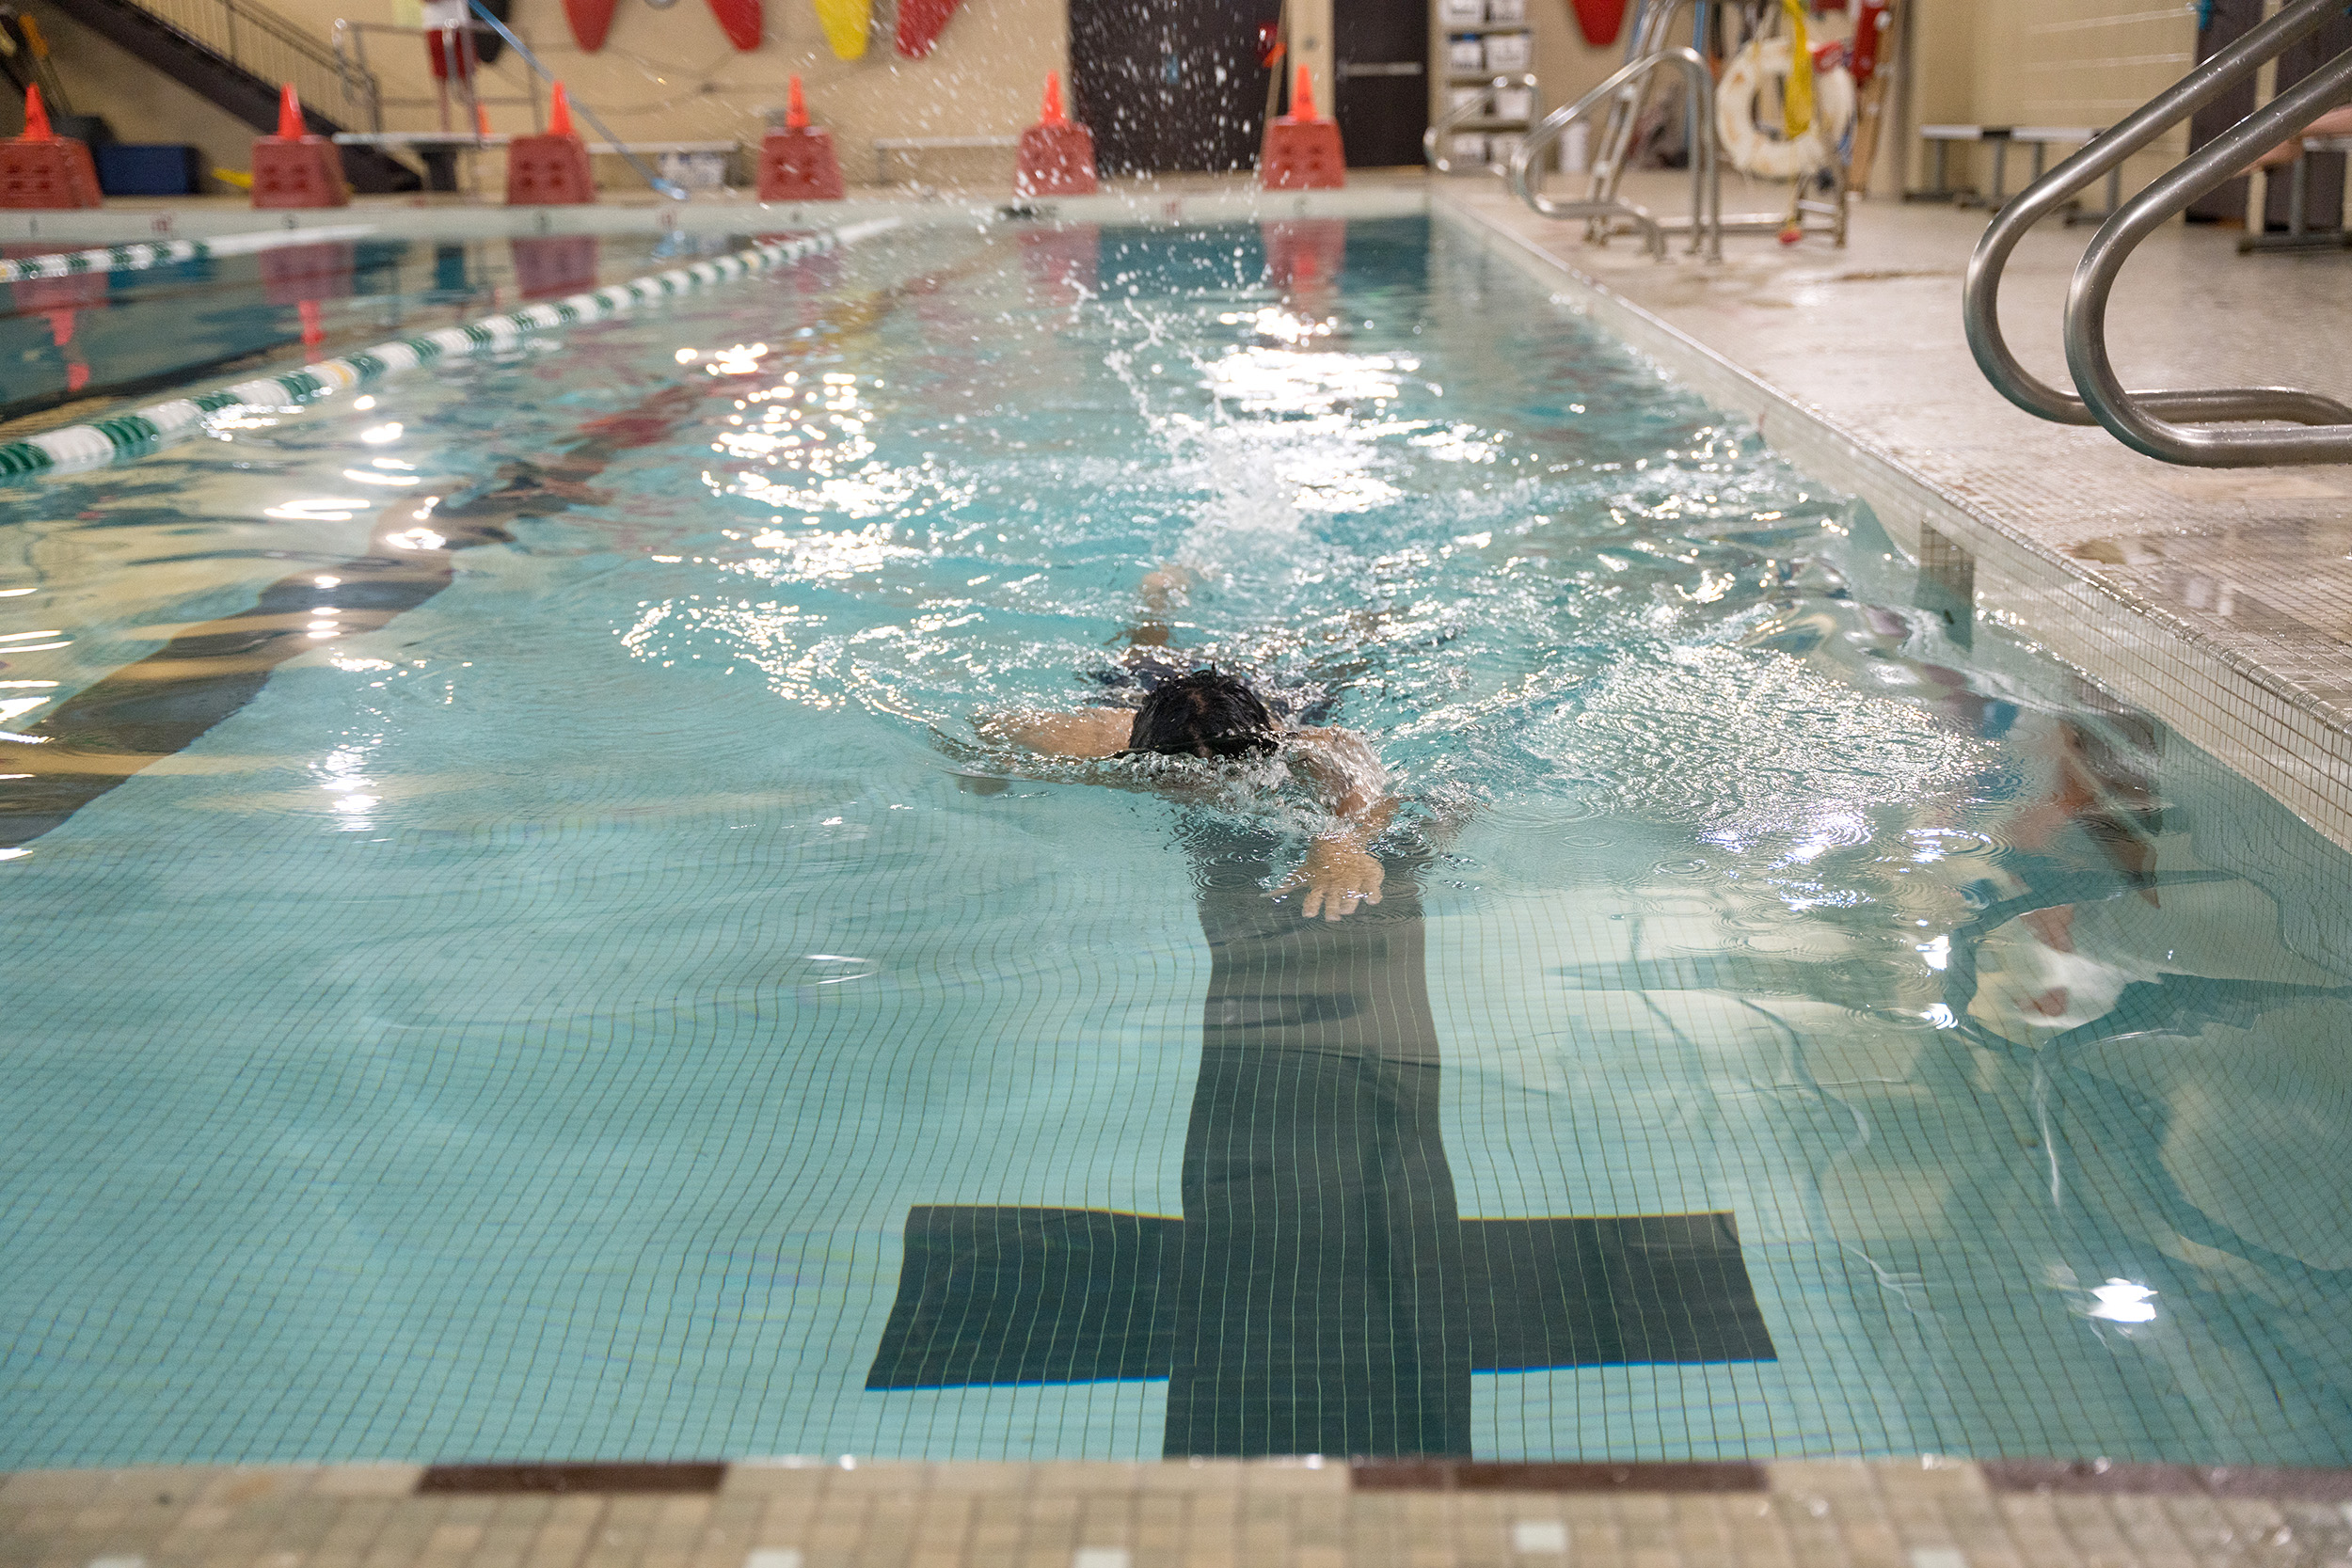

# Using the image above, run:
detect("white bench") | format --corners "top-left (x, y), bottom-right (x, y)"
top-left (2242, 131), bottom-right (2352, 253)
top-left (1914, 124), bottom-right (2103, 208)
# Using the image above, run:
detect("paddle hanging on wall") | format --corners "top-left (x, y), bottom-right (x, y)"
top-left (1569, 0), bottom-right (1628, 46)
top-left (896, 0), bottom-right (960, 56)
top-left (707, 0), bottom-right (761, 50)
top-left (564, 0), bottom-right (618, 50)
top-left (815, 0), bottom-right (868, 58)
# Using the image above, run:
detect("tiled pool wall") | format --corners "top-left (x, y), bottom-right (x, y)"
top-left (5, 1455), bottom-right (2351, 1568)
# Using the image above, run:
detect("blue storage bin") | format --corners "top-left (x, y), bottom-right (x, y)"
top-left (95, 143), bottom-right (203, 198)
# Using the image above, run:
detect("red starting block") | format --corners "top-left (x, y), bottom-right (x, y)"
top-left (1016, 71), bottom-right (1096, 198)
top-left (510, 235), bottom-right (599, 298)
top-left (1, 86), bottom-right (103, 210)
top-left (1261, 66), bottom-right (1345, 191)
top-left (252, 85), bottom-right (349, 209)
top-left (758, 76), bottom-right (843, 200)
top-left (506, 82), bottom-right (596, 205)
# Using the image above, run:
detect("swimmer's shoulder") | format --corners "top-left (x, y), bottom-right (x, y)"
top-left (980, 706), bottom-right (1134, 759)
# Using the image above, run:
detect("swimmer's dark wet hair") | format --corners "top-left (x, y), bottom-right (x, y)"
top-left (1124, 668), bottom-right (1278, 760)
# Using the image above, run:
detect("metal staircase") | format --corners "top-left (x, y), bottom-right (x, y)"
top-left (1964, 0), bottom-right (2352, 467)
top-left (70, 0), bottom-right (420, 193)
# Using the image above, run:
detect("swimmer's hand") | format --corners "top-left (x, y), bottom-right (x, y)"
top-left (1279, 837), bottom-right (1385, 922)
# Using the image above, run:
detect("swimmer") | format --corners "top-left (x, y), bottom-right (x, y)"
top-left (981, 665), bottom-right (1399, 923)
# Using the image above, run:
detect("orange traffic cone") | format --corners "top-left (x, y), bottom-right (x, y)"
top-left (251, 83), bottom-right (350, 208)
top-left (758, 74), bottom-right (844, 200)
top-left (1261, 64), bottom-right (1344, 191)
top-left (505, 81), bottom-right (596, 205)
top-left (1, 84), bottom-right (104, 210)
top-left (1016, 71), bottom-right (1096, 198)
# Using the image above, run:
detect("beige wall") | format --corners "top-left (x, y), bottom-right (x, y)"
top-left (1902, 0), bottom-right (2197, 198)
top-left (12, 0), bottom-right (262, 187)
top-left (35, 0), bottom-right (1067, 190)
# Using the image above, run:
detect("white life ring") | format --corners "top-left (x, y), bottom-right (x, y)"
top-left (1716, 35), bottom-right (1856, 180)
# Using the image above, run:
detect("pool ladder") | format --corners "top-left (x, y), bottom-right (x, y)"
top-left (1963, 0), bottom-right (2352, 467)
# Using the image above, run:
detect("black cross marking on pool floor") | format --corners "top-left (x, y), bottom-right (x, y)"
top-left (866, 822), bottom-right (1776, 1458)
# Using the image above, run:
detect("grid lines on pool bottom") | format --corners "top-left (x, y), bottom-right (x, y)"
top-left (4, 562), bottom-right (2352, 1467)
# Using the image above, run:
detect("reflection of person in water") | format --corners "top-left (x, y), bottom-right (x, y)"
top-left (978, 567), bottom-right (1401, 922)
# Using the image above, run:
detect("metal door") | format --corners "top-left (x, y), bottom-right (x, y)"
top-left (1335, 0), bottom-right (1430, 167)
top-left (1072, 0), bottom-right (1283, 175)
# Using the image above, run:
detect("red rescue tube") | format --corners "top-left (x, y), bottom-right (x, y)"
top-left (896, 0), bottom-right (960, 56)
top-left (1569, 0), bottom-right (1628, 47)
top-left (706, 0), bottom-right (760, 51)
top-left (564, 0), bottom-right (618, 52)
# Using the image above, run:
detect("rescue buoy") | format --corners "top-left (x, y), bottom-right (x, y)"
top-left (1716, 34), bottom-right (1854, 180)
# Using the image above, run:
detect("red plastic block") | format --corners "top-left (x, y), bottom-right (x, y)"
top-left (1017, 122), bottom-right (1096, 198)
top-left (1260, 65), bottom-right (1345, 190)
top-left (252, 138), bottom-right (350, 209)
top-left (758, 128), bottom-right (843, 200)
top-left (259, 240), bottom-right (356, 306)
top-left (0, 137), bottom-right (103, 210)
top-left (1260, 120), bottom-right (1344, 190)
top-left (6, 244), bottom-right (107, 312)
top-left (505, 133), bottom-right (596, 205)
top-left (1262, 218), bottom-right (1345, 289)
top-left (511, 235), bottom-right (600, 298)
top-left (1016, 72), bottom-right (1096, 198)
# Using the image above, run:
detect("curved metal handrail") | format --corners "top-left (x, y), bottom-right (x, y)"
top-left (1423, 73), bottom-right (1538, 177)
top-left (1506, 46), bottom-right (1720, 261)
top-left (2066, 50), bottom-right (2352, 466)
top-left (1963, 0), bottom-right (2349, 432)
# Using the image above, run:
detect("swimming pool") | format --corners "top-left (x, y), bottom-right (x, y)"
top-left (2, 214), bottom-right (2347, 1469)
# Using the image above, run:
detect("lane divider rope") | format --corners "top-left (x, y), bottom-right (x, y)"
top-left (0, 217), bottom-right (900, 484)
top-left (0, 224), bottom-right (380, 285)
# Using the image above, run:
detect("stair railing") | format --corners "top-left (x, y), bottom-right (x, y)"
top-left (106, 0), bottom-right (380, 132)
top-left (1963, 0), bottom-right (2352, 465)
top-left (1506, 46), bottom-right (1721, 261)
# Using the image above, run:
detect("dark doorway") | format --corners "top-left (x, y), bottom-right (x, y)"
top-left (1071, 0), bottom-right (1283, 175)
top-left (1336, 0), bottom-right (1430, 167)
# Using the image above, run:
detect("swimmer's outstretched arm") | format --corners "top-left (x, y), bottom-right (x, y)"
top-left (976, 706), bottom-right (1134, 759)
top-left (1279, 727), bottom-right (1400, 922)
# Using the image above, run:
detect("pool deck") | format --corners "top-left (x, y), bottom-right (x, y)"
top-left (1438, 174), bottom-right (2352, 853)
top-left (5, 1456), bottom-right (2350, 1568)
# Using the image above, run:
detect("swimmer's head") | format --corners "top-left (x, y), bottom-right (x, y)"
top-left (1126, 669), bottom-right (1278, 761)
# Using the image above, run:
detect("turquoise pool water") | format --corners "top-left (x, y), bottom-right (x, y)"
top-left (2, 216), bottom-right (2347, 1468)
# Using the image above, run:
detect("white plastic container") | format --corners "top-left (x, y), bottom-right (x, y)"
top-left (1493, 85), bottom-right (1534, 121)
top-left (1449, 133), bottom-right (1491, 165)
top-left (1563, 120), bottom-right (1592, 173)
top-left (656, 150), bottom-right (729, 190)
top-left (1438, 0), bottom-right (1486, 25)
top-left (1449, 87), bottom-right (1486, 114)
top-left (1447, 37), bottom-right (1485, 71)
top-left (1487, 133), bottom-right (1526, 167)
top-left (1483, 31), bottom-right (1531, 71)
top-left (1486, 0), bottom-right (1527, 22)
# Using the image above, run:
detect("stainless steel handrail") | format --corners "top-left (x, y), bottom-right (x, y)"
top-left (1963, 0), bottom-right (2351, 436)
top-left (2066, 49), bottom-right (2352, 465)
top-left (1506, 46), bottom-right (1720, 261)
top-left (1423, 73), bottom-right (1538, 177)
